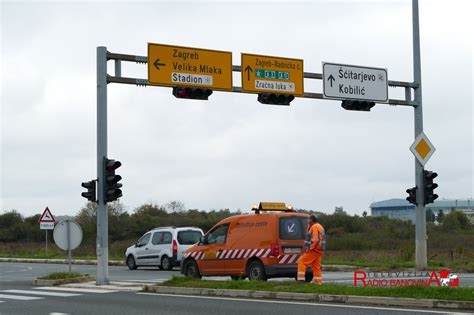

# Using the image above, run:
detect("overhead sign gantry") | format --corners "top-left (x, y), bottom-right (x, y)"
top-left (93, 1), bottom-right (431, 284)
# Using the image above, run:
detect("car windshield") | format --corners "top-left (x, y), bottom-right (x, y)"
top-left (177, 230), bottom-right (202, 245)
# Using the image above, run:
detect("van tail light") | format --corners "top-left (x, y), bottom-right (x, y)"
top-left (172, 240), bottom-right (178, 256)
top-left (270, 243), bottom-right (279, 257)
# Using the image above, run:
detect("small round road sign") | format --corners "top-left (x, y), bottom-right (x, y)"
top-left (53, 219), bottom-right (83, 251)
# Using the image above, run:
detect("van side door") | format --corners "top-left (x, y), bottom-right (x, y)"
top-left (135, 233), bottom-right (153, 265)
top-left (199, 224), bottom-right (229, 275)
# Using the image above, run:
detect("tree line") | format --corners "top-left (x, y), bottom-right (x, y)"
top-left (1, 202), bottom-right (471, 253)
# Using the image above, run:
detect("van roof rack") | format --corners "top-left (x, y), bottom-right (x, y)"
top-left (251, 202), bottom-right (294, 214)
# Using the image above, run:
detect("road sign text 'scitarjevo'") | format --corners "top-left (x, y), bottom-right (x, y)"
top-left (241, 53), bottom-right (304, 96)
top-left (323, 62), bottom-right (388, 102)
top-left (148, 43), bottom-right (233, 91)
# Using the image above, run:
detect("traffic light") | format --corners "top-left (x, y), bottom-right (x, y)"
top-left (406, 186), bottom-right (417, 205)
top-left (172, 87), bottom-right (213, 100)
top-left (81, 180), bottom-right (97, 202)
top-left (341, 100), bottom-right (375, 111)
top-left (423, 170), bottom-right (438, 205)
top-left (258, 93), bottom-right (295, 106)
top-left (104, 158), bottom-right (122, 203)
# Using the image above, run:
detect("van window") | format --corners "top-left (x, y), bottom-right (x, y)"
top-left (207, 224), bottom-right (229, 244)
top-left (159, 232), bottom-right (172, 245)
top-left (279, 217), bottom-right (308, 240)
top-left (137, 233), bottom-right (151, 247)
top-left (151, 232), bottom-right (163, 245)
top-left (178, 230), bottom-right (202, 245)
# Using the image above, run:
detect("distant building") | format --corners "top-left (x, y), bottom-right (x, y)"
top-left (370, 198), bottom-right (474, 223)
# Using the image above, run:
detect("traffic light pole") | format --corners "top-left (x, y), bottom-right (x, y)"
top-left (412, 0), bottom-right (427, 270)
top-left (96, 46), bottom-right (109, 285)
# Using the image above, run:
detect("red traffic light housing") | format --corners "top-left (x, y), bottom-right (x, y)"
top-left (81, 180), bottom-right (97, 202)
top-left (406, 186), bottom-right (417, 205)
top-left (104, 158), bottom-right (122, 203)
top-left (258, 93), bottom-right (295, 106)
top-left (341, 100), bottom-right (375, 111)
top-left (173, 87), bottom-right (213, 100)
top-left (423, 170), bottom-right (438, 205)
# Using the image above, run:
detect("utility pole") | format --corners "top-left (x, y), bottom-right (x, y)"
top-left (96, 46), bottom-right (109, 284)
top-left (412, 0), bottom-right (427, 270)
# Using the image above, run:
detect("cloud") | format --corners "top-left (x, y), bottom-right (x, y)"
top-left (1, 0), bottom-right (472, 217)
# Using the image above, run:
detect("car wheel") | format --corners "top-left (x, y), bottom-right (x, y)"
top-left (127, 255), bottom-right (137, 270)
top-left (161, 255), bottom-right (173, 271)
top-left (247, 260), bottom-right (267, 281)
top-left (183, 260), bottom-right (201, 278)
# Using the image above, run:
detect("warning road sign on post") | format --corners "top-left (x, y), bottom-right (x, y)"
top-left (323, 62), bottom-right (388, 102)
top-left (241, 53), bottom-right (304, 96)
top-left (39, 207), bottom-right (55, 230)
top-left (148, 43), bottom-right (233, 91)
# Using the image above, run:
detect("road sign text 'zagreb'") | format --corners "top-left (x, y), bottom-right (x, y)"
top-left (148, 43), bottom-right (233, 91)
top-left (241, 53), bottom-right (304, 96)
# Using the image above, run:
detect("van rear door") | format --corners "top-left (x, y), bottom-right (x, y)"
top-left (278, 216), bottom-right (308, 260)
top-left (177, 229), bottom-right (203, 261)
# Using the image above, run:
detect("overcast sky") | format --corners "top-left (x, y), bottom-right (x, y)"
top-left (1, 0), bottom-right (472, 218)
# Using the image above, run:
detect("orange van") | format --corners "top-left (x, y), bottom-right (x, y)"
top-left (181, 202), bottom-right (310, 281)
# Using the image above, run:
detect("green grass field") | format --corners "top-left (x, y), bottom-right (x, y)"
top-left (158, 277), bottom-right (474, 301)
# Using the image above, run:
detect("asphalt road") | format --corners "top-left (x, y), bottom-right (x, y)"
top-left (0, 281), bottom-right (469, 315)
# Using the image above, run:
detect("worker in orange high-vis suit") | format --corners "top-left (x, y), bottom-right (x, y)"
top-left (297, 214), bottom-right (326, 284)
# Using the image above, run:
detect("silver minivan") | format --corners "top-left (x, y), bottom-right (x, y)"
top-left (125, 226), bottom-right (203, 270)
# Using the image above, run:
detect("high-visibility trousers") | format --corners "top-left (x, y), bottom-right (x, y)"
top-left (297, 250), bottom-right (322, 284)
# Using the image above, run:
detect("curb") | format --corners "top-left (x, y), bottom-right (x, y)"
top-left (143, 286), bottom-right (474, 311)
top-left (0, 257), bottom-right (125, 266)
top-left (32, 276), bottom-right (96, 286)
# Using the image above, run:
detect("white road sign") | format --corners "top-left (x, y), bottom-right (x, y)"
top-left (323, 62), bottom-right (388, 102)
top-left (40, 222), bottom-right (54, 230)
top-left (53, 219), bottom-right (83, 251)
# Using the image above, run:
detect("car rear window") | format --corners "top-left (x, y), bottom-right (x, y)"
top-left (177, 230), bottom-right (202, 245)
top-left (279, 216), bottom-right (308, 240)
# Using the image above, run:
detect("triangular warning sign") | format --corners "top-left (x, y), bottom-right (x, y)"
top-left (39, 207), bottom-right (55, 223)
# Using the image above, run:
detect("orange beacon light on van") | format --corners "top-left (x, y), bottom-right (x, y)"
top-left (251, 202), bottom-right (294, 213)
top-left (181, 202), bottom-right (310, 281)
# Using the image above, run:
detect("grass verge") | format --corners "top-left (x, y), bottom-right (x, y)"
top-left (39, 272), bottom-right (87, 280)
top-left (157, 277), bottom-right (474, 302)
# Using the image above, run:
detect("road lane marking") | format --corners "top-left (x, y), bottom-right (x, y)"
top-left (2, 290), bottom-right (81, 297)
top-left (137, 293), bottom-right (467, 314)
top-left (34, 287), bottom-right (117, 294)
top-left (0, 294), bottom-right (43, 300)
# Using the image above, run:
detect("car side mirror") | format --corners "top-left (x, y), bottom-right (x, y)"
top-left (200, 236), bottom-right (208, 245)
top-left (135, 242), bottom-right (140, 247)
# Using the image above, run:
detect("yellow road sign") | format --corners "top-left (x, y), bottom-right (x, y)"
top-left (409, 132), bottom-right (436, 166)
top-left (241, 53), bottom-right (304, 96)
top-left (148, 43), bottom-right (233, 91)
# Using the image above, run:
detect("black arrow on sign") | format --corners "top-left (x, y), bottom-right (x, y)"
top-left (154, 59), bottom-right (166, 70)
top-left (328, 74), bottom-right (335, 87)
top-left (244, 65), bottom-right (253, 81)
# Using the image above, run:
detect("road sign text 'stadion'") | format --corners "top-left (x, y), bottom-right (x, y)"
top-left (148, 43), bottom-right (233, 91)
top-left (241, 53), bottom-right (304, 96)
